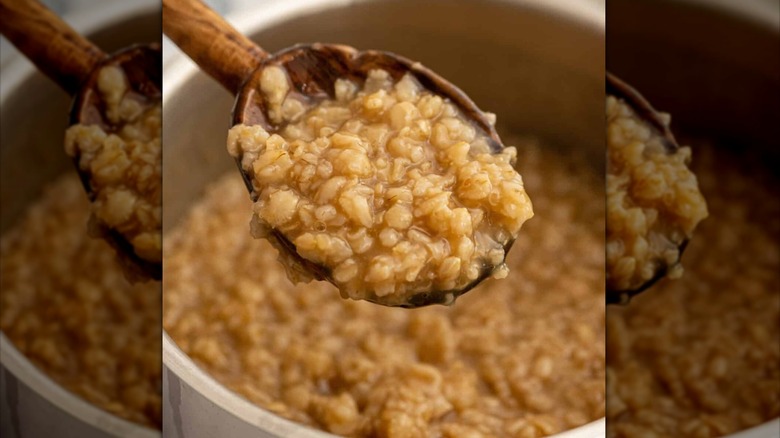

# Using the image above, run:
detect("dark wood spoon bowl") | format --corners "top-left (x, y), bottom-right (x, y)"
top-left (164, 0), bottom-right (514, 307)
top-left (0, 0), bottom-right (162, 280)
top-left (606, 72), bottom-right (688, 304)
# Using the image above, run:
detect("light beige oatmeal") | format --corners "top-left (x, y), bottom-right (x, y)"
top-left (228, 68), bottom-right (533, 304)
top-left (606, 95), bottom-right (708, 293)
top-left (65, 65), bottom-right (162, 265)
top-left (0, 174), bottom-right (161, 428)
top-left (165, 139), bottom-right (605, 437)
top-left (607, 144), bottom-right (780, 437)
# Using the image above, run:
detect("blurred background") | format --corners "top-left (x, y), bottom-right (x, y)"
top-left (2, 1), bottom-right (162, 436)
top-left (606, 0), bottom-right (779, 437)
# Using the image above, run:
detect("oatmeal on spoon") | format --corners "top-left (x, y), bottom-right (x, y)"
top-left (606, 73), bottom-right (708, 304)
top-left (163, 0), bottom-right (534, 307)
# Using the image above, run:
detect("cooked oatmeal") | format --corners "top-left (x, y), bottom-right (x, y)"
top-left (0, 174), bottom-right (161, 428)
top-left (228, 68), bottom-right (533, 305)
top-left (65, 65), bottom-right (162, 265)
top-left (606, 95), bottom-right (708, 293)
top-left (606, 144), bottom-right (780, 437)
top-left (165, 139), bottom-right (604, 437)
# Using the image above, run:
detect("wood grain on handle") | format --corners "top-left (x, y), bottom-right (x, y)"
top-left (0, 0), bottom-right (104, 95)
top-left (163, 0), bottom-right (268, 93)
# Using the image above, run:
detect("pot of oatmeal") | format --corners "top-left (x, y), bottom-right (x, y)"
top-left (162, 0), bottom-right (605, 437)
top-left (0, 1), bottom-right (161, 437)
top-left (606, 0), bottom-right (779, 437)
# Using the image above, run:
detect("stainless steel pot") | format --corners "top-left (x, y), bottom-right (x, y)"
top-left (0, 2), bottom-right (161, 437)
top-left (161, 0), bottom-right (605, 437)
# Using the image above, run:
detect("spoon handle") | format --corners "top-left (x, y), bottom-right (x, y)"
top-left (163, 0), bottom-right (268, 94)
top-left (0, 0), bottom-right (105, 95)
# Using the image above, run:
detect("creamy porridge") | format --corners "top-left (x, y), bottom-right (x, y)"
top-left (65, 65), bottom-right (162, 267)
top-left (228, 68), bottom-right (533, 305)
top-left (606, 95), bottom-right (708, 294)
top-left (165, 139), bottom-right (604, 437)
top-left (0, 174), bottom-right (162, 428)
top-left (606, 144), bottom-right (780, 437)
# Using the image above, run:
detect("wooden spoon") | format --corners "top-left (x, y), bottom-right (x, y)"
top-left (606, 72), bottom-right (688, 304)
top-left (163, 0), bottom-right (515, 308)
top-left (0, 0), bottom-right (161, 281)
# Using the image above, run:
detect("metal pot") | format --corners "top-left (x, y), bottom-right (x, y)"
top-left (161, 0), bottom-right (605, 437)
top-left (0, 2), bottom-right (161, 437)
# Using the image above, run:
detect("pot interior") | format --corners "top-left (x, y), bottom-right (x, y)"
top-left (0, 5), bottom-right (162, 436)
top-left (606, 1), bottom-right (780, 436)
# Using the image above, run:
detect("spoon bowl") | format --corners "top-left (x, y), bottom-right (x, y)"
top-left (70, 44), bottom-right (162, 281)
top-left (237, 44), bottom-right (512, 308)
top-left (606, 72), bottom-right (688, 304)
top-left (164, 0), bottom-right (517, 307)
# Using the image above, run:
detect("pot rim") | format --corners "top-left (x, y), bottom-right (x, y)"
top-left (0, 334), bottom-right (158, 437)
top-left (162, 0), bottom-right (605, 436)
top-left (672, 0), bottom-right (780, 30)
top-left (0, 1), bottom-right (160, 436)
top-left (0, 0), bottom-right (159, 101)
